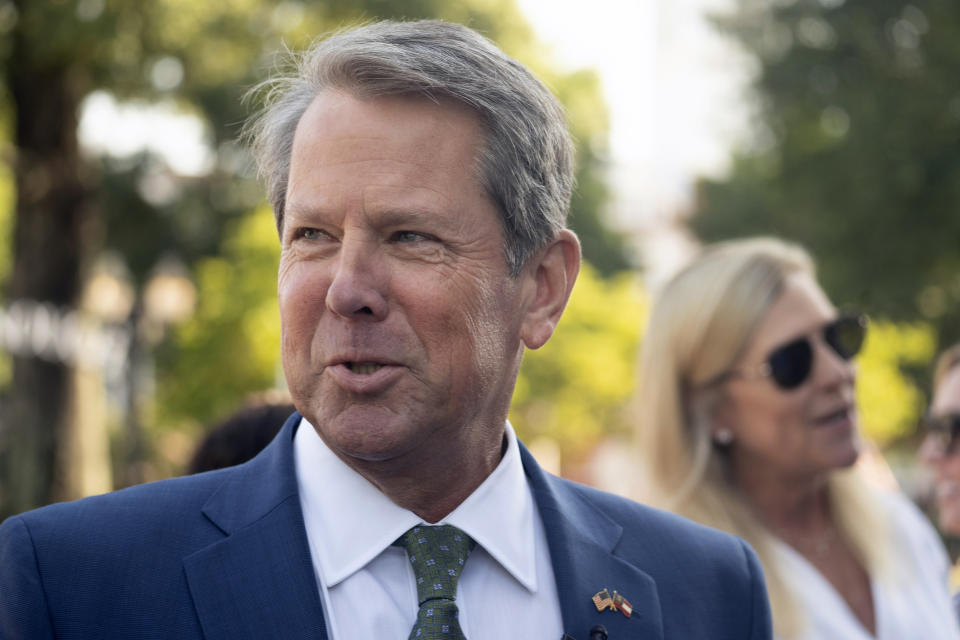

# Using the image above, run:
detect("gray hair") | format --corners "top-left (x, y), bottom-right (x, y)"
top-left (244, 20), bottom-right (575, 275)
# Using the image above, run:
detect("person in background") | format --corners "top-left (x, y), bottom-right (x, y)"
top-left (634, 236), bottom-right (960, 640)
top-left (0, 21), bottom-right (772, 640)
top-left (920, 343), bottom-right (960, 619)
top-left (187, 399), bottom-right (296, 474)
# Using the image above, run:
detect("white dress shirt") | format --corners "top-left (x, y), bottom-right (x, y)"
top-left (293, 418), bottom-right (564, 639)
top-left (773, 491), bottom-right (960, 640)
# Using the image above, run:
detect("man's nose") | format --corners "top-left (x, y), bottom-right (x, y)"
top-left (325, 238), bottom-right (389, 320)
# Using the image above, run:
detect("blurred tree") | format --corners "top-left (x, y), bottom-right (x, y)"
top-left (0, 0), bottom-right (629, 514)
top-left (692, 1), bottom-right (960, 348)
top-left (0, 0), bottom-right (297, 516)
top-left (554, 68), bottom-right (636, 277)
top-left (510, 264), bottom-right (646, 476)
top-left (857, 318), bottom-right (936, 445)
top-left (0, 111), bottom-right (11, 287)
top-left (155, 204), bottom-right (281, 434)
top-left (2, 0), bottom-right (100, 515)
top-left (0, 137), bottom-right (11, 391)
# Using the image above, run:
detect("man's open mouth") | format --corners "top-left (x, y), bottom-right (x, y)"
top-left (346, 362), bottom-right (384, 375)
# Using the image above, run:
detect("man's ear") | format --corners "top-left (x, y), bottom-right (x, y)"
top-left (520, 229), bottom-right (581, 350)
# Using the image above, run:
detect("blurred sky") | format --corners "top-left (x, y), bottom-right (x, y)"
top-left (515, 0), bottom-right (753, 279)
top-left (516, 0), bottom-right (751, 224)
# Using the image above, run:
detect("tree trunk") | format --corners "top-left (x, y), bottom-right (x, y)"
top-left (0, 13), bottom-right (92, 518)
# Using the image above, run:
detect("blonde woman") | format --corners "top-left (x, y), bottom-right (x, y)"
top-left (635, 237), bottom-right (959, 639)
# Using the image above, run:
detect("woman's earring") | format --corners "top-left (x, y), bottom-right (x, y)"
top-left (713, 428), bottom-right (734, 446)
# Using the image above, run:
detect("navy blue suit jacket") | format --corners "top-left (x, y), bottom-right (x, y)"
top-left (1, 413), bottom-right (772, 639)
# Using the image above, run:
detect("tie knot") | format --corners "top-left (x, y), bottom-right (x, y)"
top-left (397, 525), bottom-right (476, 605)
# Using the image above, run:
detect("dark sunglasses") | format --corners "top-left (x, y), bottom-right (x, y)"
top-left (922, 413), bottom-right (960, 455)
top-left (728, 314), bottom-right (868, 390)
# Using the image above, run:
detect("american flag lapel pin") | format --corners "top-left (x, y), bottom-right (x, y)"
top-left (591, 588), bottom-right (614, 612)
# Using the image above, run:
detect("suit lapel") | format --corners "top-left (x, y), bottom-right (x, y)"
top-left (184, 413), bottom-right (329, 640)
top-left (181, 418), bottom-right (666, 640)
top-left (521, 443), bottom-right (665, 640)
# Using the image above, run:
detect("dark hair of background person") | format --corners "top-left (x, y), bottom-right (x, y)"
top-left (186, 402), bottom-right (296, 474)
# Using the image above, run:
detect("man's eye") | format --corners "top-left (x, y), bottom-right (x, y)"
top-left (393, 231), bottom-right (433, 243)
top-left (298, 228), bottom-right (326, 240)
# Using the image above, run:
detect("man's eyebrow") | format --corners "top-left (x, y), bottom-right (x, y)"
top-left (283, 203), bottom-right (455, 231)
top-left (284, 202), bottom-right (331, 220)
top-left (378, 208), bottom-right (444, 225)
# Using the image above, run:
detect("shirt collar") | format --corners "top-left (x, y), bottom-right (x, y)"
top-left (293, 418), bottom-right (538, 592)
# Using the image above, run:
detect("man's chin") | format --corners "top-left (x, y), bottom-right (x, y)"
top-left (314, 413), bottom-right (422, 464)
top-left (336, 442), bottom-right (410, 464)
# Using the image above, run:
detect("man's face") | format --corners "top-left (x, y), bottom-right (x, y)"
top-left (279, 90), bottom-right (532, 473)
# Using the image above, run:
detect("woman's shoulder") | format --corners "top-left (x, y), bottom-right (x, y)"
top-left (874, 487), bottom-right (951, 575)
top-left (875, 488), bottom-right (939, 538)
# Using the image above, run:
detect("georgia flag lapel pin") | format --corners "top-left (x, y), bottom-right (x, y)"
top-left (611, 590), bottom-right (633, 618)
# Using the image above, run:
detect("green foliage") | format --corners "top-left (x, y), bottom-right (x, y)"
top-left (694, 0), bottom-right (960, 347)
top-left (510, 264), bottom-right (646, 467)
top-left (0, 148), bottom-right (11, 288)
top-left (857, 319), bottom-right (936, 445)
top-left (155, 204), bottom-right (281, 432)
top-left (0, 129), bottom-right (10, 387)
top-left (0, 76), bottom-right (12, 292)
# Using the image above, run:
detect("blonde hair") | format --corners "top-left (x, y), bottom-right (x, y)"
top-left (933, 344), bottom-right (960, 391)
top-left (635, 237), bottom-right (890, 639)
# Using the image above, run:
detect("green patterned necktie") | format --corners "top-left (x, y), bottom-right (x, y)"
top-left (396, 524), bottom-right (476, 640)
